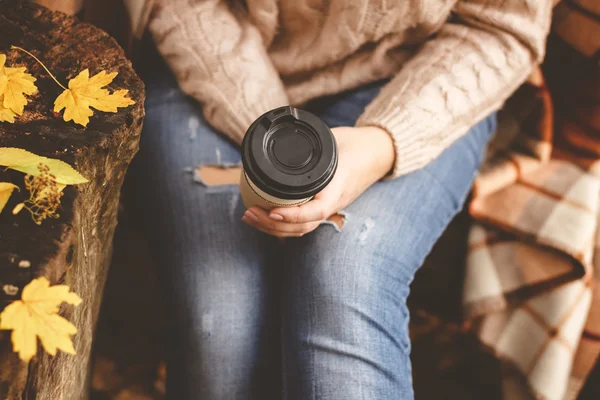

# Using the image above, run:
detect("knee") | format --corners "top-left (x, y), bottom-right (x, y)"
top-left (286, 240), bottom-right (413, 354)
top-left (165, 271), bottom-right (274, 399)
top-left (290, 216), bottom-right (421, 298)
top-left (168, 259), bottom-right (269, 350)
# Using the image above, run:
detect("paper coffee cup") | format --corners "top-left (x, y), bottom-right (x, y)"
top-left (240, 106), bottom-right (338, 210)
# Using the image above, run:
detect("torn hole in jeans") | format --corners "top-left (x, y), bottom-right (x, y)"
top-left (320, 211), bottom-right (347, 231)
top-left (194, 165), bottom-right (242, 186)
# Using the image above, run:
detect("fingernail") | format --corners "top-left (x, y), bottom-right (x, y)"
top-left (269, 213), bottom-right (284, 221)
top-left (245, 210), bottom-right (259, 222)
top-left (242, 215), bottom-right (250, 224)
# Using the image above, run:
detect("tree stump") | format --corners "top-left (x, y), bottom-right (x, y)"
top-left (0, 1), bottom-right (144, 399)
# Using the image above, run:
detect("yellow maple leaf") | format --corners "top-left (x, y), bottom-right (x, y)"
top-left (0, 54), bottom-right (38, 118)
top-left (0, 103), bottom-right (16, 123)
top-left (54, 69), bottom-right (135, 127)
top-left (0, 182), bottom-right (18, 214)
top-left (0, 74), bottom-right (15, 122)
top-left (0, 277), bottom-right (82, 362)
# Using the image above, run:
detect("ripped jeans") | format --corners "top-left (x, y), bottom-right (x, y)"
top-left (128, 49), bottom-right (497, 400)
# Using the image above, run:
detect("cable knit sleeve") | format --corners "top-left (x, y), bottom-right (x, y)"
top-left (149, 0), bottom-right (289, 143)
top-left (356, 0), bottom-right (553, 178)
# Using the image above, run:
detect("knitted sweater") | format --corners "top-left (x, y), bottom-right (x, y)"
top-left (149, 0), bottom-right (553, 177)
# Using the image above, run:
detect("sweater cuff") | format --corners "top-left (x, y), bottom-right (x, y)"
top-left (356, 105), bottom-right (442, 179)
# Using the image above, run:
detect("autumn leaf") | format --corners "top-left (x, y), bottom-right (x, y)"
top-left (0, 277), bottom-right (82, 362)
top-left (0, 182), bottom-right (18, 214)
top-left (0, 147), bottom-right (88, 185)
top-left (0, 104), bottom-right (16, 123)
top-left (54, 69), bottom-right (135, 127)
top-left (0, 54), bottom-right (38, 120)
top-left (8, 47), bottom-right (134, 127)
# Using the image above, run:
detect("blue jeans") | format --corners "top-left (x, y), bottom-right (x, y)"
top-left (128, 53), bottom-right (496, 400)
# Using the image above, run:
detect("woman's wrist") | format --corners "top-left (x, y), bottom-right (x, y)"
top-left (351, 126), bottom-right (396, 180)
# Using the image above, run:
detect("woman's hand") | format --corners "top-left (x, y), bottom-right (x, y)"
top-left (242, 126), bottom-right (395, 237)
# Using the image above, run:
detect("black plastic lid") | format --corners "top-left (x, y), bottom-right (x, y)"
top-left (241, 106), bottom-right (338, 200)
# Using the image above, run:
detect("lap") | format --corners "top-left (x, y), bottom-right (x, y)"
top-left (136, 62), bottom-right (495, 297)
top-left (133, 46), bottom-right (496, 400)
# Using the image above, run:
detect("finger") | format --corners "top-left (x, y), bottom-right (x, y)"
top-left (268, 197), bottom-right (333, 224)
top-left (242, 214), bottom-right (318, 237)
top-left (245, 208), bottom-right (319, 235)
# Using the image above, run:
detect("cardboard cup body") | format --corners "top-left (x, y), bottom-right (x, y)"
top-left (240, 171), bottom-right (311, 210)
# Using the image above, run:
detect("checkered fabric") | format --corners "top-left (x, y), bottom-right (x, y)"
top-left (462, 2), bottom-right (599, 399)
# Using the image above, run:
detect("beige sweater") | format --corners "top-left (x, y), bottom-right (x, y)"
top-left (149, 0), bottom-right (553, 177)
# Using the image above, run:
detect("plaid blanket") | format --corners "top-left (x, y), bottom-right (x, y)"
top-left (462, 2), bottom-right (600, 399)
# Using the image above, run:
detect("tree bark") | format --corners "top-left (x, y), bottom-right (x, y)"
top-left (0, 1), bottom-right (144, 399)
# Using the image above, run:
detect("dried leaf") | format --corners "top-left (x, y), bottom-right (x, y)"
top-left (54, 69), bottom-right (134, 127)
top-left (0, 277), bottom-right (82, 362)
top-left (0, 147), bottom-right (88, 185)
top-left (0, 182), bottom-right (18, 214)
top-left (0, 54), bottom-right (38, 119)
